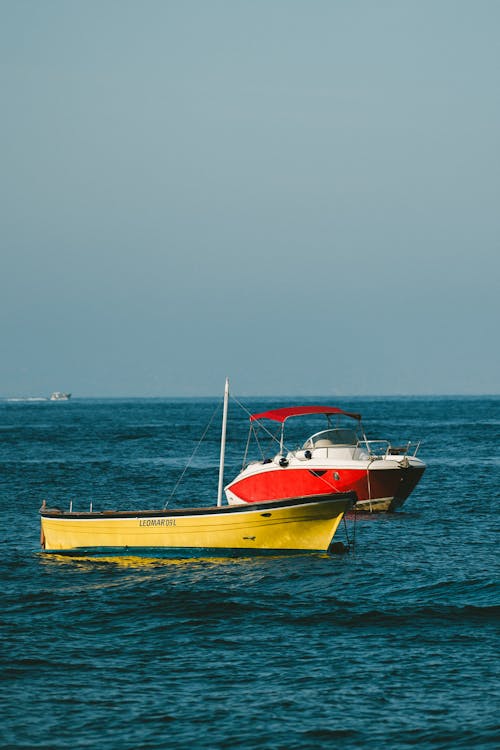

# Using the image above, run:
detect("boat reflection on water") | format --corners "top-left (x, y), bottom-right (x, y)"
top-left (38, 549), bottom-right (340, 571)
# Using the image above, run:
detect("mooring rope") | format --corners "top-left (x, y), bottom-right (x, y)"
top-left (164, 400), bottom-right (222, 507)
top-left (366, 456), bottom-right (376, 512)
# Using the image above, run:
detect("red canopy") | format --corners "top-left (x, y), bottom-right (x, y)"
top-left (250, 405), bottom-right (362, 423)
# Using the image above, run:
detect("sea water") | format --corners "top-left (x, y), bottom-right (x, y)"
top-left (0, 396), bottom-right (498, 749)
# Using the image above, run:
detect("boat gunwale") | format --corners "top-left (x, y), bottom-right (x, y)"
top-left (39, 492), bottom-right (357, 520)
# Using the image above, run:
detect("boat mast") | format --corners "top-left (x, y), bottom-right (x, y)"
top-left (217, 377), bottom-right (230, 507)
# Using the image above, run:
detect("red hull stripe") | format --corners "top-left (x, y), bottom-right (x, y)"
top-left (228, 466), bottom-right (425, 504)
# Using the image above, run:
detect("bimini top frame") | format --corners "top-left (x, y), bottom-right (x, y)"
top-left (249, 406), bottom-right (363, 457)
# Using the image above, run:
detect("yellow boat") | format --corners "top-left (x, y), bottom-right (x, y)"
top-left (39, 379), bottom-right (355, 556)
top-left (39, 493), bottom-right (355, 555)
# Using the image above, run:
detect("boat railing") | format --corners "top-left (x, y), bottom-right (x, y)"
top-left (407, 441), bottom-right (421, 457)
top-left (356, 440), bottom-right (421, 458)
top-left (356, 439), bottom-right (391, 458)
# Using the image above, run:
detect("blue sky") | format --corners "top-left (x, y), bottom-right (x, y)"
top-left (1, 0), bottom-right (499, 397)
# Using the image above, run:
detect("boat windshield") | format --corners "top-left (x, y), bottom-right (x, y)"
top-left (302, 428), bottom-right (359, 449)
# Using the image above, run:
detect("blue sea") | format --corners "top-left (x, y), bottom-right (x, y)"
top-left (1, 395), bottom-right (498, 749)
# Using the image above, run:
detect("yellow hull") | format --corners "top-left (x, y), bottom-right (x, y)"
top-left (40, 494), bottom-right (355, 554)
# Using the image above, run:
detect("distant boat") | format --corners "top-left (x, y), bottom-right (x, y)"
top-left (39, 379), bottom-right (355, 555)
top-left (50, 392), bottom-right (71, 401)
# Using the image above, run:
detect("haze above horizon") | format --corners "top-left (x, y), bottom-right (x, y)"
top-left (1, 1), bottom-right (498, 398)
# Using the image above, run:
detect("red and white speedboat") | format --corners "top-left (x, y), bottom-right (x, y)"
top-left (225, 406), bottom-right (426, 512)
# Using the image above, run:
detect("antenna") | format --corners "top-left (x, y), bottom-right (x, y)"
top-left (217, 378), bottom-right (230, 507)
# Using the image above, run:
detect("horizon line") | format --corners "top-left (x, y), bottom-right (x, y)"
top-left (2, 392), bottom-right (499, 400)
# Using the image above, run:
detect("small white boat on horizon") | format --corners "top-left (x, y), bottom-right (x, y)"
top-left (50, 392), bottom-right (71, 401)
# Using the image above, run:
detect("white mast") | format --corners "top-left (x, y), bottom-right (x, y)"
top-left (217, 377), bottom-right (229, 507)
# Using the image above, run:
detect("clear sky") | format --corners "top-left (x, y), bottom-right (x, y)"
top-left (1, 0), bottom-right (499, 397)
